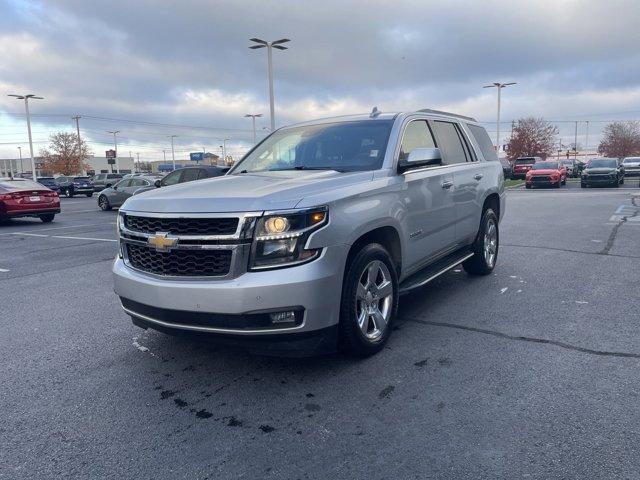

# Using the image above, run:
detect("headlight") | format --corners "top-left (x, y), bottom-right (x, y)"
top-left (250, 207), bottom-right (328, 270)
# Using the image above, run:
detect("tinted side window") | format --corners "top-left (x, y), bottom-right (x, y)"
top-left (162, 171), bottom-right (182, 186)
top-left (432, 121), bottom-right (468, 165)
top-left (399, 120), bottom-right (436, 161)
top-left (197, 169), bottom-right (210, 180)
top-left (117, 179), bottom-right (133, 188)
top-left (181, 169), bottom-right (199, 183)
top-left (468, 124), bottom-right (497, 161)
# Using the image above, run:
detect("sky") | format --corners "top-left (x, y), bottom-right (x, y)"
top-left (1, 0), bottom-right (640, 162)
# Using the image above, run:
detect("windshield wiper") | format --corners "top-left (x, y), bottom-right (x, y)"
top-left (271, 166), bottom-right (345, 172)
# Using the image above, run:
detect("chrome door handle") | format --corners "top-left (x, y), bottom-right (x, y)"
top-left (441, 180), bottom-right (454, 189)
top-left (474, 173), bottom-right (484, 180)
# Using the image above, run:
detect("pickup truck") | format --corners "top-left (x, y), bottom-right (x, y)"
top-left (113, 109), bottom-right (505, 356)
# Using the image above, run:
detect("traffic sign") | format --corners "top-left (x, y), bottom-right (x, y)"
top-left (106, 149), bottom-right (116, 159)
top-left (190, 152), bottom-right (204, 162)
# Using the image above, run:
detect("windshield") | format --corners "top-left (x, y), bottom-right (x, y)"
top-left (230, 120), bottom-right (393, 174)
top-left (532, 162), bottom-right (559, 170)
top-left (623, 158), bottom-right (639, 164)
top-left (515, 158), bottom-right (536, 165)
top-left (588, 159), bottom-right (616, 169)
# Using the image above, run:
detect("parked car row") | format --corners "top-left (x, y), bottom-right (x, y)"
top-left (96, 166), bottom-right (229, 210)
top-left (581, 158), bottom-right (625, 188)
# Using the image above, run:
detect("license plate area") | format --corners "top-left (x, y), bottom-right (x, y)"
top-left (29, 196), bottom-right (41, 202)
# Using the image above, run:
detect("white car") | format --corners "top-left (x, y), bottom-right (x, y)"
top-left (622, 157), bottom-right (640, 177)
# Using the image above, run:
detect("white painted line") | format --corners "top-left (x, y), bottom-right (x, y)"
top-left (51, 235), bottom-right (116, 242)
top-left (0, 268), bottom-right (9, 272)
top-left (0, 222), bottom-right (115, 235)
top-left (10, 232), bottom-right (48, 237)
top-left (63, 209), bottom-right (102, 214)
top-left (500, 287), bottom-right (508, 294)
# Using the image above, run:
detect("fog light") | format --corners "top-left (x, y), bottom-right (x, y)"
top-left (270, 311), bottom-right (297, 324)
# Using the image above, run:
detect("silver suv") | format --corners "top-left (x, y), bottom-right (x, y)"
top-left (113, 109), bottom-right (505, 356)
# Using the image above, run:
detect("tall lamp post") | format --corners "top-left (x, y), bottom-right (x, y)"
top-left (8, 93), bottom-right (43, 181)
top-left (249, 38), bottom-right (290, 131)
top-left (244, 113), bottom-right (263, 145)
top-left (482, 82), bottom-right (516, 155)
top-left (17, 146), bottom-right (23, 175)
top-left (107, 130), bottom-right (120, 173)
top-left (168, 135), bottom-right (177, 170)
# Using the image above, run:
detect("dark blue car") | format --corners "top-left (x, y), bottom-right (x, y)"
top-left (37, 177), bottom-right (60, 193)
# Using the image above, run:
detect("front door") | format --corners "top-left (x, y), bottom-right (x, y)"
top-left (399, 120), bottom-right (457, 271)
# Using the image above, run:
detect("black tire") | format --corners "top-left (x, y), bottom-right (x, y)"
top-left (525, 184), bottom-right (531, 189)
top-left (555, 180), bottom-right (561, 188)
top-left (613, 180), bottom-right (619, 188)
top-left (339, 243), bottom-right (398, 357)
top-left (463, 208), bottom-right (499, 276)
top-left (581, 183), bottom-right (586, 188)
top-left (98, 195), bottom-right (112, 211)
top-left (620, 177), bottom-right (624, 185)
top-left (85, 192), bottom-right (93, 197)
top-left (562, 177), bottom-right (566, 185)
top-left (64, 188), bottom-right (74, 198)
top-left (40, 213), bottom-right (55, 223)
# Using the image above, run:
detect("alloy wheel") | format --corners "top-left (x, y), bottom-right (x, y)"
top-left (484, 218), bottom-right (498, 267)
top-left (355, 260), bottom-right (393, 341)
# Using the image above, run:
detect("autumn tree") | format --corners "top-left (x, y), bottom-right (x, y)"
top-left (506, 117), bottom-right (558, 161)
top-left (40, 132), bottom-right (91, 175)
top-left (597, 121), bottom-right (640, 158)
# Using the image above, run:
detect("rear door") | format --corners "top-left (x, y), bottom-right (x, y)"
top-left (111, 179), bottom-right (132, 206)
top-left (431, 121), bottom-right (487, 245)
top-left (179, 168), bottom-right (200, 184)
top-left (398, 119), bottom-right (457, 271)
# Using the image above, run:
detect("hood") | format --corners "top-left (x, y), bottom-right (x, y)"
top-left (122, 170), bottom-right (374, 213)
top-left (585, 168), bottom-right (616, 174)
top-left (528, 169), bottom-right (559, 175)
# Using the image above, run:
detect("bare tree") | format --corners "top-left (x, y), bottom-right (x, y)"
top-left (506, 117), bottom-right (558, 161)
top-left (598, 121), bottom-right (640, 158)
top-left (40, 132), bottom-right (91, 175)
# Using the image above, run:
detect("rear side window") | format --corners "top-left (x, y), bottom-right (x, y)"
top-left (399, 120), bottom-right (436, 161)
top-left (181, 169), bottom-right (200, 183)
top-left (432, 121), bottom-right (468, 165)
top-left (468, 124), bottom-right (498, 162)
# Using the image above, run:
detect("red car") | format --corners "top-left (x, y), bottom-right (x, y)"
top-left (0, 178), bottom-right (60, 223)
top-left (512, 157), bottom-right (541, 179)
top-left (525, 161), bottom-right (567, 189)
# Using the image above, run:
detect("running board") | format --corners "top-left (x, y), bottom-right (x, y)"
top-left (399, 249), bottom-right (474, 295)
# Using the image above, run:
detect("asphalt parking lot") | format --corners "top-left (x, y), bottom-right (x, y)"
top-left (2, 184), bottom-right (640, 479)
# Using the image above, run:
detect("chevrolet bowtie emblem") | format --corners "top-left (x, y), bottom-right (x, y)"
top-left (147, 232), bottom-right (178, 252)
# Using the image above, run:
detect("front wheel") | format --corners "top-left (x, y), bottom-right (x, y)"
top-left (581, 183), bottom-right (586, 188)
top-left (98, 195), bottom-right (112, 211)
top-left (65, 188), bottom-right (74, 198)
top-left (339, 244), bottom-right (398, 357)
top-left (463, 208), bottom-right (499, 276)
top-left (85, 192), bottom-right (93, 197)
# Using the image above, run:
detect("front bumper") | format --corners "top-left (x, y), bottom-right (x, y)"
top-left (113, 244), bottom-right (347, 338)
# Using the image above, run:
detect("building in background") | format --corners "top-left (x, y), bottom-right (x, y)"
top-left (85, 155), bottom-right (135, 176)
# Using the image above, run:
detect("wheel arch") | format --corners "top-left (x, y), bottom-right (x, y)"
top-left (345, 225), bottom-right (402, 278)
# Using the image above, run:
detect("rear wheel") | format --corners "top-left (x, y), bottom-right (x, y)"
top-left (98, 195), bottom-right (112, 211)
top-left (64, 188), bottom-right (74, 198)
top-left (85, 192), bottom-right (93, 197)
top-left (581, 182), bottom-right (586, 188)
top-left (339, 244), bottom-right (398, 357)
top-left (463, 208), bottom-right (499, 276)
top-left (525, 184), bottom-right (531, 189)
top-left (39, 213), bottom-right (55, 223)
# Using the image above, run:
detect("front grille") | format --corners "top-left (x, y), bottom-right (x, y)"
top-left (125, 215), bottom-right (238, 236)
top-left (126, 243), bottom-right (232, 277)
top-left (531, 175), bottom-right (550, 183)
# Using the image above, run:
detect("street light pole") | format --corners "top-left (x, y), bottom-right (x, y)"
top-left (482, 82), bottom-right (516, 155)
top-left (244, 113), bottom-right (263, 144)
top-left (8, 94), bottom-right (43, 181)
top-left (222, 138), bottom-right (230, 165)
top-left (107, 130), bottom-right (120, 173)
top-left (249, 38), bottom-right (290, 131)
top-left (17, 146), bottom-right (23, 175)
top-left (584, 121), bottom-right (590, 162)
top-left (72, 116), bottom-right (84, 174)
top-left (168, 135), bottom-right (177, 170)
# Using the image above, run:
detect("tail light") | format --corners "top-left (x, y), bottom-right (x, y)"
top-left (0, 192), bottom-right (22, 200)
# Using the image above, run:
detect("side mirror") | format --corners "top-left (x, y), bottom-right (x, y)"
top-left (113, 185), bottom-right (118, 191)
top-left (154, 179), bottom-right (162, 188)
top-left (399, 147), bottom-right (442, 172)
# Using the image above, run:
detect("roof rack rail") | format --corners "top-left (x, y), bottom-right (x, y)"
top-left (417, 109), bottom-right (477, 122)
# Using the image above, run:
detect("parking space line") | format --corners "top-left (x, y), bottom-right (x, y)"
top-left (0, 222), bottom-right (116, 236)
top-left (0, 268), bottom-right (9, 272)
top-left (6, 232), bottom-right (116, 242)
top-left (50, 235), bottom-right (116, 242)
